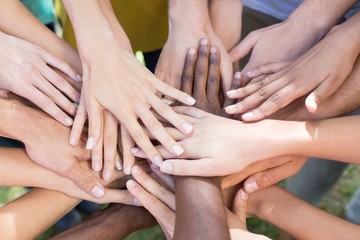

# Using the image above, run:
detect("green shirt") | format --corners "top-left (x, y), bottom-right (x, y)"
top-left (21, 0), bottom-right (55, 25)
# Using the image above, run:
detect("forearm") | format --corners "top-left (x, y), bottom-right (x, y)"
top-left (252, 186), bottom-right (360, 240)
top-left (286, 0), bottom-right (357, 47)
top-left (53, 204), bottom-right (156, 240)
top-left (0, 0), bottom-right (80, 72)
top-left (174, 177), bottom-right (230, 240)
top-left (209, 0), bottom-right (242, 50)
top-left (0, 188), bottom-right (78, 240)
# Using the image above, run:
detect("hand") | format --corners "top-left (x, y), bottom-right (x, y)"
top-left (156, 21), bottom-right (233, 99)
top-left (22, 106), bottom-right (107, 199)
top-left (0, 31), bottom-right (81, 126)
top-left (180, 39), bottom-right (233, 116)
top-left (225, 27), bottom-right (359, 121)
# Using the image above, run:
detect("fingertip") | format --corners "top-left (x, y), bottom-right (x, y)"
top-left (160, 161), bottom-right (173, 174)
top-left (244, 179), bottom-right (259, 193)
top-left (86, 137), bottom-right (95, 150)
top-left (186, 96), bottom-right (196, 105)
top-left (90, 184), bottom-right (105, 199)
top-left (305, 96), bottom-right (318, 113)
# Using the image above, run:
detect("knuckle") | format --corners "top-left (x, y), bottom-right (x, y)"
top-left (104, 135), bottom-right (115, 145)
top-left (210, 55), bottom-right (218, 65)
top-left (207, 76), bottom-right (218, 85)
top-left (156, 186), bottom-right (168, 198)
top-left (257, 87), bottom-right (267, 97)
top-left (199, 48), bottom-right (207, 57)
top-left (194, 69), bottom-right (206, 79)
top-left (143, 194), bottom-right (158, 207)
top-left (181, 73), bottom-right (193, 83)
top-left (259, 173), bottom-right (274, 188)
top-left (78, 173), bottom-right (96, 191)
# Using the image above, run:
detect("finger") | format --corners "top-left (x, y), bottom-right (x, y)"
top-left (40, 65), bottom-right (81, 102)
top-left (226, 75), bottom-right (271, 100)
top-left (223, 71), bottom-right (242, 108)
top-left (65, 163), bottom-right (105, 199)
top-left (229, 34), bottom-right (257, 62)
top-left (207, 46), bottom-right (221, 107)
top-left (34, 75), bottom-right (77, 116)
top-left (232, 188), bottom-right (248, 226)
top-left (219, 50), bottom-right (234, 94)
top-left (143, 126), bottom-right (187, 141)
top-left (193, 38), bottom-right (210, 100)
top-left (86, 100), bottom-right (103, 151)
top-left (160, 158), bottom-right (227, 177)
top-left (241, 82), bottom-right (304, 122)
top-left (94, 189), bottom-right (136, 205)
top-left (121, 124), bottom-right (135, 175)
top-left (180, 48), bottom-right (197, 95)
top-left (124, 116), bottom-right (164, 166)
top-left (23, 86), bottom-right (74, 126)
top-left (131, 145), bottom-right (175, 160)
top-left (131, 165), bottom-right (176, 210)
top-left (154, 78), bottom-right (196, 106)
top-left (244, 157), bottom-right (307, 193)
top-left (150, 164), bottom-right (176, 192)
top-left (149, 94), bottom-right (194, 134)
top-left (41, 49), bottom-right (82, 82)
top-left (126, 180), bottom-right (176, 222)
top-left (246, 62), bottom-right (288, 79)
top-left (69, 98), bottom-right (87, 146)
top-left (305, 76), bottom-right (335, 113)
top-left (172, 106), bottom-right (209, 119)
top-left (91, 122), bottom-right (103, 172)
top-left (137, 104), bottom-right (185, 157)
top-left (102, 111), bottom-right (118, 181)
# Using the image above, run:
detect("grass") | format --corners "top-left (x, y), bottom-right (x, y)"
top-left (0, 165), bottom-right (359, 239)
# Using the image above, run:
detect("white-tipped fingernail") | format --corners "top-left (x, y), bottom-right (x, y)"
top-left (182, 123), bottom-right (193, 134)
top-left (86, 137), bottom-right (94, 149)
top-left (93, 161), bottom-right (101, 172)
top-left (161, 162), bottom-right (173, 173)
top-left (242, 112), bottom-right (254, 119)
top-left (69, 135), bottom-right (77, 146)
top-left (127, 180), bottom-right (136, 188)
top-left (226, 90), bottom-right (238, 97)
top-left (64, 117), bottom-right (73, 126)
top-left (246, 71), bottom-right (254, 77)
top-left (186, 96), bottom-right (196, 105)
top-left (188, 48), bottom-right (196, 55)
top-left (200, 38), bottom-right (208, 45)
top-left (154, 156), bottom-right (163, 166)
top-left (133, 198), bottom-right (142, 206)
top-left (234, 71), bottom-right (241, 79)
top-left (225, 105), bottom-right (237, 113)
top-left (241, 190), bottom-right (248, 201)
top-left (75, 74), bottom-right (82, 82)
top-left (162, 98), bottom-right (173, 105)
top-left (245, 180), bottom-right (258, 193)
top-left (91, 184), bottom-right (105, 198)
top-left (115, 160), bottom-right (123, 170)
top-left (103, 169), bottom-right (111, 181)
top-left (125, 164), bottom-right (132, 175)
top-left (172, 145), bottom-right (184, 156)
top-left (131, 147), bottom-right (140, 154)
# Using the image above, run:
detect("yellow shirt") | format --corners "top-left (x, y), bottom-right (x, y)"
top-left (55, 0), bottom-right (168, 52)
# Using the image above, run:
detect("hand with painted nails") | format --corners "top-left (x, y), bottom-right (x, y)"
top-left (0, 31), bottom-right (81, 126)
top-left (226, 24), bottom-right (360, 122)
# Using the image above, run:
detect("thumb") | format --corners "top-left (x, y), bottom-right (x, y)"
top-left (229, 34), bottom-right (257, 63)
top-left (232, 188), bottom-right (248, 226)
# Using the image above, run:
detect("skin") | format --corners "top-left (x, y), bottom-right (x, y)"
top-left (226, 12), bottom-right (360, 121)
top-left (62, 0), bottom-right (196, 177)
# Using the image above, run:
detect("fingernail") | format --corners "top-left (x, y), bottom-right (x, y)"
top-left (115, 160), bottom-right (123, 170)
top-left (125, 163), bottom-right (132, 175)
top-left (130, 147), bottom-right (140, 154)
top-left (93, 161), bottom-right (101, 172)
top-left (242, 112), bottom-right (254, 120)
top-left (186, 96), bottom-right (196, 105)
top-left (188, 48), bottom-right (196, 55)
top-left (64, 117), bottom-right (73, 126)
top-left (245, 180), bottom-right (259, 193)
top-left (182, 123), bottom-right (193, 134)
top-left (127, 180), bottom-right (136, 188)
top-left (133, 198), bottom-right (142, 206)
top-left (75, 74), bottom-right (82, 82)
top-left (200, 38), bottom-right (208, 45)
top-left (86, 137), bottom-right (94, 149)
top-left (69, 135), bottom-right (77, 146)
top-left (172, 144), bottom-right (184, 156)
top-left (226, 90), bottom-right (238, 98)
top-left (225, 105), bottom-right (237, 113)
top-left (91, 184), bottom-right (105, 198)
top-left (150, 163), bottom-right (160, 170)
top-left (162, 98), bottom-right (173, 105)
top-left (132, 165), bottom-right (142, 175)
top-left (161, 162), bottom-right (173, 174)
top-left (241, 190), bottom-right (248, 201)
top-left (103, 169), bottom-right (111, 181)
top-left (234, 71), bottom-right (241, 79)
top-left (154, 155), bottom-right (163, 166)
top-left (246, 71), bottom-right (254, 78)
